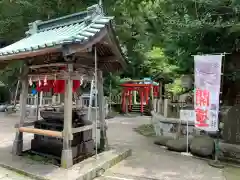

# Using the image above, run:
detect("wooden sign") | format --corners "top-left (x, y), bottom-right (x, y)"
top-left (180, 110), bottom-right (195, 122)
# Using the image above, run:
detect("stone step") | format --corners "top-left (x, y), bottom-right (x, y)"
top-left (131, 106), bottom-right (147, 110)
top-left (132, 105), bottom-right (147, 107)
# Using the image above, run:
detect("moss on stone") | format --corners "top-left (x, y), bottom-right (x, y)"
top-left (134, 124), bottom-right (156, 137)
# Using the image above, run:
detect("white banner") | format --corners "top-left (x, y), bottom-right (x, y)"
top-left (194, 55), bottom-right (223, 131)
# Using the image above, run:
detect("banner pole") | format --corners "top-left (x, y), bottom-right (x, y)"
top-left (208, 53), bottom-right (225, 168)
top-left (187, 118), bottom-right (189, 153)
top-left (181, 115), bottom-right (192, 156)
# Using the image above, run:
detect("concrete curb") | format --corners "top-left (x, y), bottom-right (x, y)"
top-left (0, 148), bottom-right (132, 180)
top-left (79, 148), bottom-right (132, 180)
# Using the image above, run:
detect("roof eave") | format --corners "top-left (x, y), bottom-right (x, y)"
top-left (106, 23), bottom-right (127, 70)
top-left (0, 46), bottom-right (61, 62)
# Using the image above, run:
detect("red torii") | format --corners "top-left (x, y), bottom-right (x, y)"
top-left (120, 80), bottom-right (159, 114)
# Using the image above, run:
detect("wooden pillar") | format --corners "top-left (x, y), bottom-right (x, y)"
top-left (12, 65), bottom-right (29, 155)
top-left (61, 64), bottom-right (73, 168)
top-left (140, 89), bottom-right (144, 115)
top-left (125, 90), bottom-right (129, 114)
top-left (122, 89), bottom-right (126, 113)
top-left (97, 71), bottom-right (108, 150)
top-left (150, 84), bottom-right (154, 107)
top-left (145, 87), bottom-right (149, 105)
top-left (129, 90), bottom-right (132, 111)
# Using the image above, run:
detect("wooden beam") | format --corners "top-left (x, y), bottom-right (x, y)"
top-left (29, 63), bottom-right (66, 69)
top-left (29, 58), bottom-right (117, 70)
top-left (76, 55), bottom-right (118, 62)
top-left (72, 125), bottom-right (93, 133)
top-left (18, 127), bottom-right (63, 138)
top-left (28, 71), bottom-right (93, 81)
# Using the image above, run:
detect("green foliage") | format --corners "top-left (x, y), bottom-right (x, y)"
top-left (1, 0), bottom-right (240, 96)
top-left (144, 47), bottom-right (178, 78)
top-left (165, 78), bottom-right (184, 95)
top-left (104, 73), bottom-right (122, 96)
top-left (0, 61), bottom-right (23, 92)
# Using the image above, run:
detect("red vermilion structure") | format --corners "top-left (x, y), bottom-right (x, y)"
top-left (120, 80), bottom-right (159, 114)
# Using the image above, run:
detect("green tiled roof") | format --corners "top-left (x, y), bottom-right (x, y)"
top-left (0, 4), bottom-right (113, 56)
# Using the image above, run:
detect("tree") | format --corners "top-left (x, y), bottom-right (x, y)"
top-left (149, 0), bottom-right (240, 73)
top-left (2, 0), bottom-right (240, 97)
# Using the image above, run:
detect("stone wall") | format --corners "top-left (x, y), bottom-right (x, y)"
top-left (151, 112), bottom-right (201, 138)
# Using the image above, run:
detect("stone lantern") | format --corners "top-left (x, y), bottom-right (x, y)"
top-left (181, 75), bottom-right (193, 89)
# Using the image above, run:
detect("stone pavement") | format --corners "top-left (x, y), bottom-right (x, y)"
top-left (0, 166), bottom-right (33, 180)
top-left (0, 113), bottom-right (226, 180)
top-left (95, 115), bottom-right (225, 180)
top-left (0, 113), bottom-right (131, 180)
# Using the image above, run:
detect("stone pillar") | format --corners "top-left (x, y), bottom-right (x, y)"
top-left (104, 97), bottom-right (109, 117)
top-left (39, 91), bottom-right (43, 106)
top-left (133, 90), bottom-right (137, 104)
top-left (33, 94), bottom-right (38, 117)
top-left (164, 99), bottom-right (169, 117)
top-left (76, 95), bottom-right (83, 109)
top-left (34, 94), bottom-right (37, 106)
top-left (57, 94), bottom-right (61, 104)
top-left (157, 99), bottom-right (162, 114)
top-left (52, 94), bottom-right (56, 105)
top-left (61, 64), bottom-right (73, 168)
top-left (12, 65), bottom-right (29, 155)
top-left (153, 99), bottom-right (157, 112)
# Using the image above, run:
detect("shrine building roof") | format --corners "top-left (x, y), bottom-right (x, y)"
top-left (0, 4), bottom-right (126, 72)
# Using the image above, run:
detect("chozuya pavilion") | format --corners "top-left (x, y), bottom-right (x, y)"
top-left (0, 4), bottom-right (126, 168)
